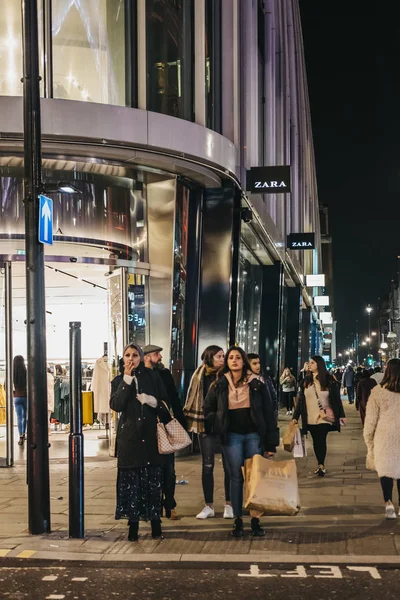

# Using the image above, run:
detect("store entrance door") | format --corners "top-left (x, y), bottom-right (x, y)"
top-left (0, 262), bottom-right (14, 467)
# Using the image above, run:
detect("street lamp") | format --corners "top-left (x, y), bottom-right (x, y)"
top-left (366, 305), bottom-right (373, 337)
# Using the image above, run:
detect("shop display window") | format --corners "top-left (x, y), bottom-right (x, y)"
top-left (146, 0), bottom-right (194, 121)
top-left (52, 0), bottom-right (125, 105)
top-left (237, 249), bottom-right (263, 354)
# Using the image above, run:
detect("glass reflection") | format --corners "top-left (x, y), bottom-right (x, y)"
top-left (237, 249), bottom-right (263, 354)
top-left (52, 0), bottom-right (125, 105)
top-left (0, 0), bottom-right (44, 97)
top-left (0, 170), bottom-right (147, 261)
top-left (146, 0), bottom-right (194, 120)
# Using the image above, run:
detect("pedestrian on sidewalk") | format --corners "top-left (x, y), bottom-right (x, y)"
top-left (143, 344), bottom-right (186, 521)
top-left (248, 353), bottom-right (278, 413)
top-left (204, 346), bottom-right (278, 538)
top-left (110, 343), bottom-right (172, 541)
top-left (293, 356), bottom-right (347, 477)
top-left (364, 358), bottom-right (400, 520)
top-left (280, 367), bottom-right (296, 415)
top-left (356, 368), bottom-right (376, 426)
top-left (371, 366), bottom-right (385, 385)
top-left (342, 364), bottom-right (355, 403)
top-left (13, 355), bottom-right (27, 446)
top-left (183, 345), bottom-right (233, 520)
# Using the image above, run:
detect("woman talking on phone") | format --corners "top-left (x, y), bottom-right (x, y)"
top-left (293, 356), bottom-right (346, 477)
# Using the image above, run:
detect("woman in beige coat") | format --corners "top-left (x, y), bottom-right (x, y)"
top-left (364, 358), bottom-right (400, 519)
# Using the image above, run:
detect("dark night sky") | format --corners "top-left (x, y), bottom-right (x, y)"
top-left (299, 2), bottom-right (399, 349)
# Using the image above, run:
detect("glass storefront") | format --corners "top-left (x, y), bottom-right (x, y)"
top-left (170, 181), bottom-right (189, 389)
top-left (205, 0), bottom-right (221, 132)
top-left (146, 0), bottom-right (194, 121)
top-left (0, 0), bottom-right (44, 97)
top-left (0, 168), bottom-right (147, 261)
top-left (237, 249), bottom-right (263, 354)
top-left (52, 0), bottom-right (125, 105)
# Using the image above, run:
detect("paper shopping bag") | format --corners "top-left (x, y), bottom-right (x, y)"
top-left (243, 454), bottom-right (300, 516)
top-left (282, 420), bottom-right (298, 453)
top-left (293, 427), bottom-right (307, 458)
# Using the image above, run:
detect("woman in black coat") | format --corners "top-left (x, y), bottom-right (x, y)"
top-left (204, 346), bottom-right (279, 538)
top-left (293, 355), bottom-right (346, 477)
top-left (110, 343), bottom-right (171, 541)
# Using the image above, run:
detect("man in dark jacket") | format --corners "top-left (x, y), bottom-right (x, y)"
top-left (143, 344), bottom-right (184, 520)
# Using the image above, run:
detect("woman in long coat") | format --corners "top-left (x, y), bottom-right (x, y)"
top-left (110, 343), bottom-right (171, 541)
top-left (364, 358), bottom-right (400, 519)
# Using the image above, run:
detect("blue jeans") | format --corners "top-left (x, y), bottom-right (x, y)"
top-left (223, 432), bottom-right (262, 518)
top-left (14, 397), bottom-right (27, 436)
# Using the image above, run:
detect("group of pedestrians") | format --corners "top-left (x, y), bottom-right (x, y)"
top-left (111, 343), bottom-right (279, 540)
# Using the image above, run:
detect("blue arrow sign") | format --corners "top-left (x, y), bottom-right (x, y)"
top-left (39, 194), bottom-right (53, 245)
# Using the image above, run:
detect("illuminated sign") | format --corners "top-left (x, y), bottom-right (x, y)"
top-left (246, 166), bottom-right (291, 194)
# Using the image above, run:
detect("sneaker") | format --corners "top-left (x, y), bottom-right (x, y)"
top-left (251, 517), bottom-right (265, 537)
top-left (168, 509), bottom-right (180, 520)
top-left (18, 436), bottom-right (24, 446)
top-left (196, 506), bottom-right (215, 519)
top-left (385, 502), bottom-right (396, 520)
top-left (286, 411), bottom-right (290, 416)
top-left (223, 504), bottom-right (234, 519)
top-left (231, 517), bottom-right (244, 538)
top-left (315, 464), bottom-right (326, 477)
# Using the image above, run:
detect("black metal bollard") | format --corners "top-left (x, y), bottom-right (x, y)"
top-left (69, 321), bottom-right (84, 538)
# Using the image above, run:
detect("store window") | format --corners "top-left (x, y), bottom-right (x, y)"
top-left (0, 0), bottom-right (44, 97)
top-left (237, 249), bottom-right (263, 354)
top-left (170, 182), bottom-right (189, 387)
top-left (52, 0), bottom-right (125, 105)
top-left (205, 0), bottom-right (221, 132)
top-left (146, 0), bottom-right (194, 121)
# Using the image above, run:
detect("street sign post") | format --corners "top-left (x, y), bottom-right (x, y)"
top-left (38, 195), bottom-right (53, 245)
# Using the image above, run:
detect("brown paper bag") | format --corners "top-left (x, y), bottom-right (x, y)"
top-left (282, 420), bottom-right (298, 453)
top-left (243, 454), bottom-right (300, 516)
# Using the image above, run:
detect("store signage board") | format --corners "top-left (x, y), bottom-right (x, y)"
top-left (306, 274), bottom-right (325, 287)
top-left (314, 295), bottom-right (330, 306)
top-left (246, 166), bottom-right (291, 194)
top-left (39, 194), bottom-right (53, 245)
top-left (287, 233), bottom-right (315, 249)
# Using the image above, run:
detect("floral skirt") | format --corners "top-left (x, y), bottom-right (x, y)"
top-left (115, 466), bottom-right (163, 523)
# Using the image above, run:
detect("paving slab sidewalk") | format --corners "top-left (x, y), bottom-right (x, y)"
top-left (1, 403), bottom-right (399, 562)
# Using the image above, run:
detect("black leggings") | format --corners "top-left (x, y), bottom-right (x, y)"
top-left (380, 477), bottom-right (400, 503)
top-left (198, 433), bottom-right (230, 504)
top-left (282, 392), bottom-right (294, 411)
top-left (308, 424), bottom-right (332, 466)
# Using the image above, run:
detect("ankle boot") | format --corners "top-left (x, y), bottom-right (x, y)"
top-left (128, 521), bottom-right (139, 541)
top-left (251, 517), bottom-right (265, 537)
top-left (231, 517), bottom-right (244, 538)
top-left (151, 519), bottom-right (163, 539)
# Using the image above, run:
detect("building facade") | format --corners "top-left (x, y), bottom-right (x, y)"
top-left (0, 0), bottom-right (323, 411)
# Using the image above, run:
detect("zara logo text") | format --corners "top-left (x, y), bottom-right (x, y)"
top-left (254, 180), bottom-right (288, 189)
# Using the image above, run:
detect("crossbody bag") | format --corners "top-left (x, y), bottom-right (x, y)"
top-left (313, 383), bottom-right (336, 424)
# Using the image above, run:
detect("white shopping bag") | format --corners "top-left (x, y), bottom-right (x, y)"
top-left (293, 427), bottom-right (307, 458)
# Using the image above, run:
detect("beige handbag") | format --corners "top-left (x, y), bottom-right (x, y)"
top-left (157, 403), bottom-right (191, 455)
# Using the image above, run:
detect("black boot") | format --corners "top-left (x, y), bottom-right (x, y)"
top-left (251, 517), bottom-right (265, 537)
top-left (18, 436), bottom-right (24, 446)
top-left (231, 517), bottom-right (244, 538)
top-left (151, 519), bottom-right (163, 539)
top-left (128, 521), bottom-right (139, 542)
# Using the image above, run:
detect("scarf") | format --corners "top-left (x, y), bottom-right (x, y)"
top-left (183, 364), bottom-right (219, 433)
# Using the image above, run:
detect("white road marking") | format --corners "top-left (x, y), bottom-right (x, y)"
top-left (46, 596), bottom-right (65, 600)
top-left (347, 566), bottom-right (382, 580)
top-left (281, 566), bottom-right (308, 578)
top-left (238, 565), bottom-right (276, 578)
top-left (310, 565), bottom-right (343, 579)
top-left (42, 575), bottom-right (59, 581)
top-left (71, 577), bottom-right (88, 582)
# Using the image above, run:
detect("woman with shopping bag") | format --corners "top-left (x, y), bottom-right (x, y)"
top-left (292, 356), bottom-right (346, 477)
top-left (204, 346), bottom-right (279, 538)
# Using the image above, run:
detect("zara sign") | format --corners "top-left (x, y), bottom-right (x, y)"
top-left (246, 166), bottom-right (291, 194)
top-left (287, 233), bottom-right (315, 250)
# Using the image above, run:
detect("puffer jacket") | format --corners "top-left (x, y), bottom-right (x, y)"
top-left (204, 375), bottom-right (279, 452)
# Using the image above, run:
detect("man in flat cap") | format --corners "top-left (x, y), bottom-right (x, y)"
top-left (143, 344), bottom-right (186, 520)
